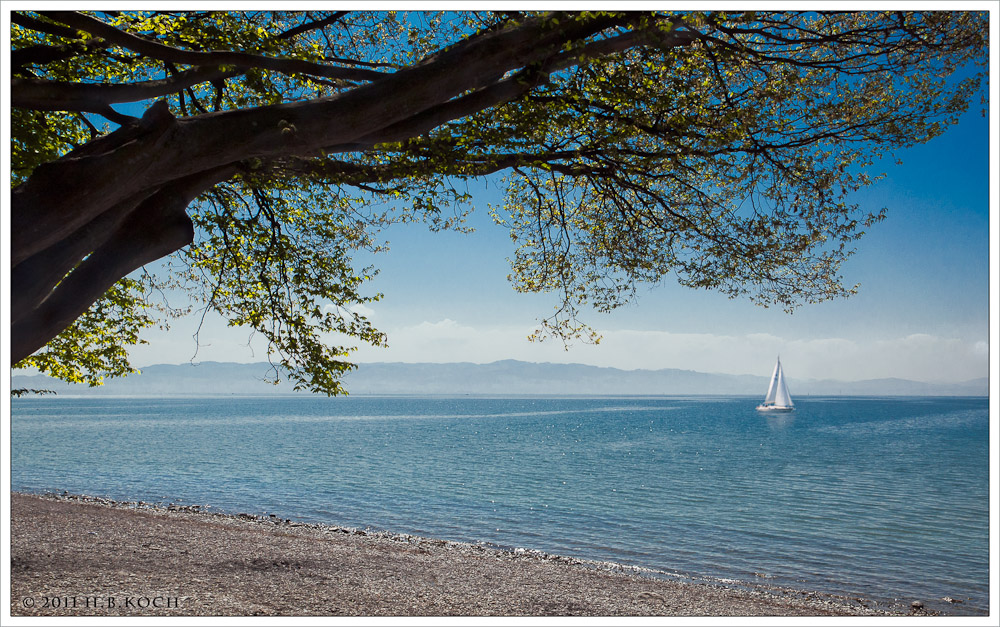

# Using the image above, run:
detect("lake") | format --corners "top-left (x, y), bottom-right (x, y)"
top-left (10, 395), bottom-right (990, 615)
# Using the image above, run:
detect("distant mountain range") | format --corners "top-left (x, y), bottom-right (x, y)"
top-left (10, 360), bottom-right (989, 397)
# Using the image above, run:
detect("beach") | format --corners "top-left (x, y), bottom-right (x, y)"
top-left (9, 492), bottom-right (904, 617)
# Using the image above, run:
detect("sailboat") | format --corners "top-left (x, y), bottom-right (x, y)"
top-left (757, 357), bottom-right (794, 412)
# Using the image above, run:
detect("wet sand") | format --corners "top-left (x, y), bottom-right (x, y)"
top-left (9, 492), bottom-right (906, 617)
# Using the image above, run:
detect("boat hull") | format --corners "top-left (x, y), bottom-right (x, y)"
top-left (756, 404), bottom-right (794, 412)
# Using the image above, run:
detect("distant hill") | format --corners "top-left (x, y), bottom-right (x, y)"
top-left (10, 360), bottom-right (989, 397)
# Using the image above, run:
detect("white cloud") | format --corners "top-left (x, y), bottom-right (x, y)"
top-left (130, 309), bottom-right (988, 384)
top-left (352, 321), bottom-right (988, 383)
top-left (353, 319), bottom-right (566, 364)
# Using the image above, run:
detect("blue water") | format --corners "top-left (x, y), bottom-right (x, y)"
top-left (10, 395), bottom-right (990, 615)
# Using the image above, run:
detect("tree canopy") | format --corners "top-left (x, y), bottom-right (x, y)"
top-left (9, 10), bottom-right (988, 394)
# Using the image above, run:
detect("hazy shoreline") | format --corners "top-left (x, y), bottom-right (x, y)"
top-left (9, 491), bottom-right (923, 618)
top-left (12, 359), bottom-right (989, 397)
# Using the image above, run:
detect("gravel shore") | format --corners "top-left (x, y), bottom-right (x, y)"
top-left (9, 492), bottom-right (906, 618)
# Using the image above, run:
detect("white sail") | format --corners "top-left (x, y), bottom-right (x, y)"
top-left (757, 357), bottom-right (794, 412)
top-left (773, 361), bottom-right (793, 407)
top-left (763, 361), bottom-right (780, 404)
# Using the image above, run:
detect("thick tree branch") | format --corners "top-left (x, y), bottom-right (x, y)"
top-left (12, 12), bottom-right (630, 267)
top-left (39, 10), bottom-right (390, 83)
top-left (274, 148), bottom-right (591, 188)
top-left (12, 11), bottom-right (80, 39)
top-left (12, 39), bottom-right (109, 69)
top-left (11, 66), bottom-right (245, 112)
top-left (344, 24), bottom-right (697, 150)
top-left (277, 12), bottom-right (348, 40)
top-left (91, 105), bottom-right (139, 125)
top-left (10, 193), bottom-right (152, 325)
top-left (11, 165), bottom-right (237, 364)
top-left (12, 100), bottom-right (178, 266)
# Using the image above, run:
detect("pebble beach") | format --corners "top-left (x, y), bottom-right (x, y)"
top-left (8, 492), bottom-right (909, 618)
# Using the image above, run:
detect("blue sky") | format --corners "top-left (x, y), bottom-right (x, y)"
top-left (130, 96), bottom-right (995, 384)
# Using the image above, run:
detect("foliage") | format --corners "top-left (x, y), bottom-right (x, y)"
top-left (10, 389), bottom-right (57, 398)
top-left (181, 177), bottom-right (392, 393)
top-left (9, 10), bottom-right (989, 394)
top-left (16, 278), bottom-right (160, 386)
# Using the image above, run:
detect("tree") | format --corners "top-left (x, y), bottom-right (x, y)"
top-left (9, 10), bottom-right (988, 393)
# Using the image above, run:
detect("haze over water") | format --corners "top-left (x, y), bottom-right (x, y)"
top-left (11, 395), bottom-right (990, 615)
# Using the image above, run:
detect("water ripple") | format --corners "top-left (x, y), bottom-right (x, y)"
top-left (11, 395), bottom-right (990, 615)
